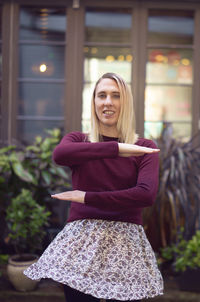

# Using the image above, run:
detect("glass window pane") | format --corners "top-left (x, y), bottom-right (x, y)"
top-left (19, 7), bottom-right (66, 41)
top-left (146, 49), bottom-right (193, 84)
top-left (18, 83), bottom-right (64, 117)
top-left (19, 45), bottom-right (65, 79)
top-left (17, 120), bottom-right (64, 145)
top-left (148, 10), bottom-right (194, 45)
top-left (85, 8), bottom-right (132, 43)
top-left (84, 47), bottom-right (132, 83)
top-left (145, 85), bottom-right (192, 122)
top-left (145, 85), bottom-right (192, 139)
top-left (170, 122), bottom-right (191, 140)
top-left (145, 121), bottom-right (191, 141)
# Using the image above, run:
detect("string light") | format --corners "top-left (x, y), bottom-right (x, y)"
top-left (181, 58), bottom-right (190, 66)
top-left (155, 55), bottom-right (164, 62)
top-left (91, 48), bottom-right (98, 54)
top-left (106, 55), bottom-right (115, 62)
top-left (126, 55), bottom-right (133, 62)
top-left (84, 47), bottom-right (89, 53)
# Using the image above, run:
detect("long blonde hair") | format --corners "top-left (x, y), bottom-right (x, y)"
top-left (90, 73), bottom-right (138, 144)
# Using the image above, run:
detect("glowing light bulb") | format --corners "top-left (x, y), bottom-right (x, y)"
top-left (181, 58), bottom-right (190, 66)
top-left (155, 55), bottom-right (164, 62)
top-left (126, 55), bottom-right (133, 62)
top-left (40, 64), bottom-right (47, 72)
top-left (84, 47), bottom-right (89, 53)
top-left (91, 47), bottom-right (98, 54)
top-left (105, 55), bottom-right (115, 62)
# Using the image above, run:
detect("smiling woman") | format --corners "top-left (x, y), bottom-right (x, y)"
top-left (24, 73), bottom-right (163, 302)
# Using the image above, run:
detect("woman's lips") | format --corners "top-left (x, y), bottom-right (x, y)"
top-left (103, 110), bottom-right (115, 117)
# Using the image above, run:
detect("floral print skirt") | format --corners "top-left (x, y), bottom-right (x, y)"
top-left (24, 219), bottom-right (163, 301)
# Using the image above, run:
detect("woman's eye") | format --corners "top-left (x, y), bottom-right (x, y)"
top-left (99, 94), bottom-right (106, 99)
top-left (113, 94), bottom-right (120, 99)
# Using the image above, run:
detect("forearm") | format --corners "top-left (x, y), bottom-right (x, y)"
top-left (53, 132), bottom-right (119, 166)
top-left (85, 182), bottom-right (158, 210)
top-left (118, 143), bottom-right (159, 157)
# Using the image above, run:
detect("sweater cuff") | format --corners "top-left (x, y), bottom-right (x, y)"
top-left (107, 141), bottom-right (119, 158)
top-left (85, 192), bottom-right (102, 207)
top-left (85, 192), bottom-right (95, 205)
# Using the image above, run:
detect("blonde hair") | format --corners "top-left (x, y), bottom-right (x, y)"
top-left (90, 73), bottom-right (138, 144)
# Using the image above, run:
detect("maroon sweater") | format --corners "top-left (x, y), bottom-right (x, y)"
top-left (52, 131), bottom-right (159, 225)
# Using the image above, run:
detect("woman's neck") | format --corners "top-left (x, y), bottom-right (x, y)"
top-left (99, 127), bottom-right (119, 138)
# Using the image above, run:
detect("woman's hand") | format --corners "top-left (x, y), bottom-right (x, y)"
top-left (118, 143), bottom-right (160, 157)
top-left (51, 190), bottom-right (85, 203)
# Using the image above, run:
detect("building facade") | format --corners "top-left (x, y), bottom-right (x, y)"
top-left (0, 0), bottom-right (200, 145)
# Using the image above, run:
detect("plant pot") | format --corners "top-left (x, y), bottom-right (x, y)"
top-left (177, 268), bottom-right (200, 292)
top-left (7, 254), bottom-right (39, 291)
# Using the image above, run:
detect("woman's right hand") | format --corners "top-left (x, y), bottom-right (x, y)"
top-left (118, 143), bottom-right (160, 157)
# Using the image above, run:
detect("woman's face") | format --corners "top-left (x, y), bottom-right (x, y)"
top-left (94, 78), bottom-right (121, 135)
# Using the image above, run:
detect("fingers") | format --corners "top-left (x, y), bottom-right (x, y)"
top-left (119, 147), bottom-right (160, 157)
top-left (132, 145), bottom-right (160, 153)
top-left (142, 148), bottom-right (160, 153)
top-left (51, 190), bottom-right (85, 203)
top-left (51, 192), bottom-right (71, 200)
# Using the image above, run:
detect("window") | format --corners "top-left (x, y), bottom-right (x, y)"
top-left (145, 9), bottom-right (194, 140)
top-left (18, 6), bottom-right (66, 144)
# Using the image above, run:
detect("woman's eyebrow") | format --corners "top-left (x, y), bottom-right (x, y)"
top-left (97, 90), bottom-right (120, 95)
top-left (97, 90), bottom-right (106, 95)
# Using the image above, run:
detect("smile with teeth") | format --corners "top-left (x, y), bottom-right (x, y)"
top-left (103, 110), bottom-right (115, 116)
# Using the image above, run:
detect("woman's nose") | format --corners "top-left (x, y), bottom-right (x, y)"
top-left (104, 95), bottom-right (112, 105)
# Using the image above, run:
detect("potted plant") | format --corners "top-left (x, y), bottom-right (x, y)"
top-left (0, 128), bottom-right (70, 258)
top-left (161, 229), bottom-right (200, 292)
top-left (6, 188), bottom-right (50, 291)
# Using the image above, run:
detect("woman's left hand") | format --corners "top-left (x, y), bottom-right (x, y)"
top-left (51, 190), bottom-right (85, 203)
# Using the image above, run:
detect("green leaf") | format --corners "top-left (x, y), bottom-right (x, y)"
top-left (42, 171), bottom-right (51, 185)
top-left (26, 145), bottom-right (40, 153)
top-left (0, 145), bottom-right (16, 154)
top-left (35, 136), bottom-right (43, 145)
top-left (40, 138), bottom-right (51, 152)
top-left (41, 151), bottom-right (51, 159)
top-left (45, 128), bottom-right (60, 138)
top-left (12, 162), bottom-right (38, 185)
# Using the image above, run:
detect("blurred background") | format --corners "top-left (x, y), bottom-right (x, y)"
top-left (0, 0), bottom-right (199, 146)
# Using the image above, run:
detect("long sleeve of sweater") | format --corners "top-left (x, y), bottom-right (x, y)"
top-left (84, 149), bottom-right (159, 210)
top-left (52, 131), bottom-right (119, 167)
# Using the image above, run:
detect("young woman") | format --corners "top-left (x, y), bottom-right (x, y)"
top-left (24, 73), bottom-right (163, 301)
